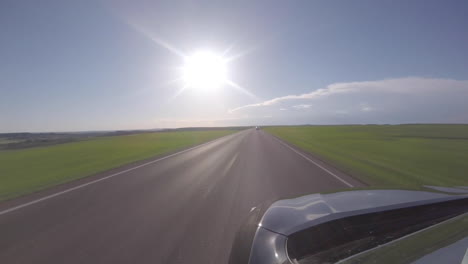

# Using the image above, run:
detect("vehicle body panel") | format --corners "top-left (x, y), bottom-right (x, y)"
top-left (230, 189), bottom-right (468, 264)
top-left (260, 190), bottom-right (462, 235)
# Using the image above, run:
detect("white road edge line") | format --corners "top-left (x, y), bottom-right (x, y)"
top-left (0, 132), bottom-right (239, 216)
top-left (272, 137), bottom-right (354, 188)
top-left (222, 152), bottom-right (239, 176)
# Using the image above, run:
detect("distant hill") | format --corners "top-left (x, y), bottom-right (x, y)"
top-left (0, 126), bottom-right (250, 150)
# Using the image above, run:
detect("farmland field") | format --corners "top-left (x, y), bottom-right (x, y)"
top-left (265, 125), bottom-right (468, 188)
top-left (0, 130), bottom-right (236, 201)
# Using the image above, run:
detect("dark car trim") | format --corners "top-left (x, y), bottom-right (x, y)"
top-left (259, 190), bottom-right (463, 236)
top-left (229, 200), bottom-right (275, 264)
top-left (287, 197), bottom-right (468, 263)
top-left (229, 190), bottom-right (468, 264)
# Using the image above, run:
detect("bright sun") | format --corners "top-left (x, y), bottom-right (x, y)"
top-left (182, 51), bottom-right (227, 90)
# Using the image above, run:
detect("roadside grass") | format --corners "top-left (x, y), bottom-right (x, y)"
top-left (264, 125), bottom-right (468, 189)
top-left (0, 130), bottom-right (236, 201)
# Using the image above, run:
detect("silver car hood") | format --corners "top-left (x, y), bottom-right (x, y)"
top-left (259, 189), bottom-right (467, 235)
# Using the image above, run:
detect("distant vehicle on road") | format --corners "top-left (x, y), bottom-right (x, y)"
top-left (229, 188), bottom-right (468, 264)
top-left (255, 126), bottom-right (260, 130)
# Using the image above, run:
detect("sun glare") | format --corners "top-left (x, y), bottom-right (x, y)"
top-left (182, 51), bottom-right (227, 90)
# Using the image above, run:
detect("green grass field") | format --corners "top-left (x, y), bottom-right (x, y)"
top-left (265, 125), bottom-right (468, 188)
top-left (0, 138), bottom-right (24, 145)
top-left (0, 130), bottom-right (236, 201)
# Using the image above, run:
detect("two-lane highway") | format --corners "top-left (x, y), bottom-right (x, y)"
top-left (0, 129), bottom-right (363, 264)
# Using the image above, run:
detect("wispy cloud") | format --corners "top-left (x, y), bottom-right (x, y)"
top-left (360, 103), bottom-right (373, 112)
top-left (230, 77), bottom-right (468, 113)
top-left (292, 104), bottom-right (312, 109)
top-left (229, 77), bottom-right (468, 124)
top-left (153, 114), bottom-right (272, 128)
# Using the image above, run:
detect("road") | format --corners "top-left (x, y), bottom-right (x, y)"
top-left (0, 129), bottom-right (364, 264)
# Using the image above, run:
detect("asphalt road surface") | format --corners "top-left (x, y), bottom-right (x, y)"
top-left (0, 129), bottom-right (364, 264)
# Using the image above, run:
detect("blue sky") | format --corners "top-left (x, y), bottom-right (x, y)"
top-left (1, 0), bottom-right (468, 132)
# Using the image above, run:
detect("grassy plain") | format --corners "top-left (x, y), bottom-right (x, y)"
top-left (0, 138), bottom-right (24, 145)
top-left (0, 130), bottom-right (236, 200)
top-left (265, 125), bottom-right (468, 188)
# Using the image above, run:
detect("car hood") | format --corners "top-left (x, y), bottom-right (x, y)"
top-left (259, 189), bottom-right (467, 236)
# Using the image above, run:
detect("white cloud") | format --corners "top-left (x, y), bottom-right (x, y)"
top-left (292, 104), bottom-right (312, 109)
top-left (360, 103), bottom-right (374, 112)
top-left (152, 114), bottom-right (275, 128)
top-left (228, 77), bottom-right (468, 124)
top-left (153, 116), bottom-right (247, 128)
